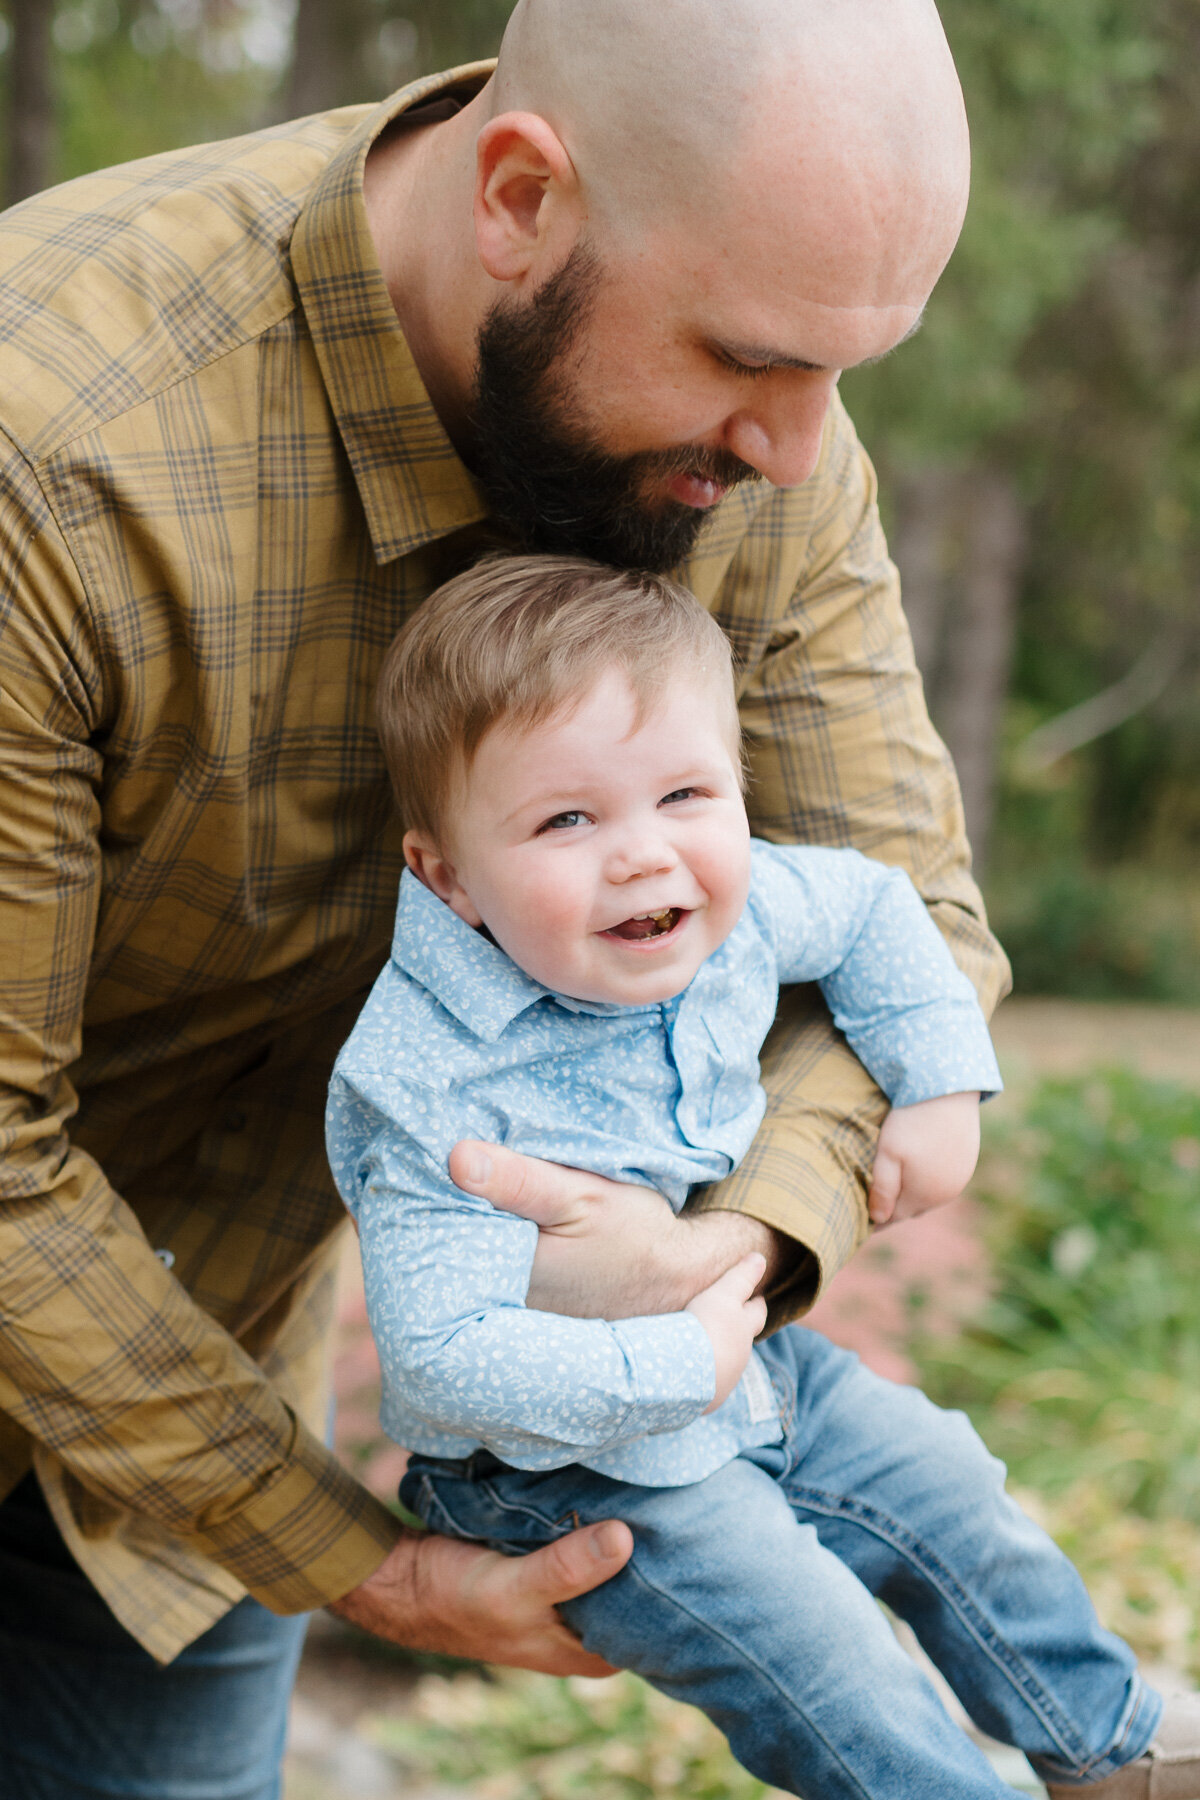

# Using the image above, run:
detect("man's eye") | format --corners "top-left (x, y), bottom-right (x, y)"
top-left (715, 350), bottom-right (772, 381)
top-left (538, 811), bottom-right (587, 833)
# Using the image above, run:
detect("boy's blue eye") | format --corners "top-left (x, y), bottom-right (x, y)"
top-left (539, 811), bottom-right (586, 833)
top-left (661, 788), bottom-right (698, 805)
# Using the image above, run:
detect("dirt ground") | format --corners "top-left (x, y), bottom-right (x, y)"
top-left (286, 997), bottom-right (1200, 1798)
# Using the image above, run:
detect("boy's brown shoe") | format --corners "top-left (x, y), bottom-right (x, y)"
top-left (1045, 1695), bottom-right (1200, 1800)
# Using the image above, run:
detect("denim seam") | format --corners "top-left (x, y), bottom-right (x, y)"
top-left (418, 1478), bottom-right (500, 1544)
top-left (475, 1480), bottom-right (578, 1535)
top-left (789, 1484), bottom-right (1093, 1768)
top-left (428, 1478), bottom-right (872, 1799)
top-left (609, 1551), bottom-right (877, 1800)
top-left (1027, 1675), bottom-right (1161, 1785)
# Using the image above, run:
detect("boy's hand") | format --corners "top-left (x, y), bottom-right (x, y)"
top-left (686, 1253), bottom-right (768, 1411)
top-left (867, 1091), bottom-right (981, 1227)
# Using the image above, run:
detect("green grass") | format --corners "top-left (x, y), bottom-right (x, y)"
top-left (368, 1669), bottom-right (777, 1799)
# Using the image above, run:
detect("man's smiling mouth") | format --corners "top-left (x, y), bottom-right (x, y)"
top-left (604, 908), bottom-right (684, 942)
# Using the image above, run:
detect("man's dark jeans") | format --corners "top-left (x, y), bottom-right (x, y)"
top-left (0, 1474), bottom-right (307, 1800)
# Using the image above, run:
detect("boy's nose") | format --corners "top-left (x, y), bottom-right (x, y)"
top-left (607, 832), bottom-right (677, 882)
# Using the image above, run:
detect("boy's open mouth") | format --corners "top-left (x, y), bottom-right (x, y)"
top-left (605, 908), bottom-right (683, 942)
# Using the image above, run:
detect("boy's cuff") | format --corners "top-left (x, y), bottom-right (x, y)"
top-left (612, 1311), bottom-right (716, 1426)
top-left (196, 1414), bottom-right (401, 1615)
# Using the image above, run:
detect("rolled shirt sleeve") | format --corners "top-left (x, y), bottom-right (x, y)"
top-left (0, 439), bottom-right (399, 1642)
top-left (683, 397), bottom-right (1011, 1318)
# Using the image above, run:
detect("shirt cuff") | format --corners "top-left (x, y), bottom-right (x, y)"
top-left (194, 1412), bottom-right (401, 1615)
top-left (853, 1002), bottom-right (1004, 1109)
top-left (610, 1311), bottom-right (716, 1430)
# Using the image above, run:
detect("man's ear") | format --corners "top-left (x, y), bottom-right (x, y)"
top-left (473, 110), bottom-right (583, 283)
top-left (403, 830), bottom-right (484, 928)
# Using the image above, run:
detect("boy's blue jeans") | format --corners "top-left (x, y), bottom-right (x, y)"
top-left (402, 1326), bottom-right (1161, 1800)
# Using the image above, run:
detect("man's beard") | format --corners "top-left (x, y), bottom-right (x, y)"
top-left (470, 244), bottom-right (758, 573)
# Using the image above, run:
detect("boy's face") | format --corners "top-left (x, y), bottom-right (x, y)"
top-left (406, 664), bottom-right (752, 1006)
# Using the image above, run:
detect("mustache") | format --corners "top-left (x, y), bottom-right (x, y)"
top-left (631, 443), bottom-right (761, 492)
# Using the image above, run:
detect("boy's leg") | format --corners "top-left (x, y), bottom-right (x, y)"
top-left (0, 1473), bottom-right (309, 1800)
top-left (405, 1452), bottom-right (1032, 1800)
top-left (756, 1327), bottom-right (1162, 1790)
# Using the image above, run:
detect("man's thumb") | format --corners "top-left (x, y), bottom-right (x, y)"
top-left (449, 1140), bottom-right (587, 1226)
top-left (516, 1520), bottom-right (634, 1604)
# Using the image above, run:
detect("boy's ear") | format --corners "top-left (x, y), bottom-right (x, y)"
top-left (402, 830), bottom-right (484, 929)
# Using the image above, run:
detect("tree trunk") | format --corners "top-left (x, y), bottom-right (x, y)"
top-left (937, 468), bottom-right (1027, 876)
top-left (890, 466), bottom-right (957, 690)
top-left (284, 0), bottom-right (336, 118)
top-left (6, 0), bottom-right (55, 206)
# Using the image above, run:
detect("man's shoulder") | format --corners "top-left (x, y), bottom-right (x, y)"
top-left (0, 107), bottom-right (371, 463)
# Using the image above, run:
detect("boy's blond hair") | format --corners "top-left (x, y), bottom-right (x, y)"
top-left (377, 553), bottom-right (740, 844)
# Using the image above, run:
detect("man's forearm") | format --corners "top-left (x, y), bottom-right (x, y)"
top-left (676, 1207), bottom-right (797, 1304)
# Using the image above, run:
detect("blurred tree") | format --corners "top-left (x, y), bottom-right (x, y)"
top-left (6, 0), bottom-right (54, 203)
top-left (842, 0), bottom-right (1167, 871)
top-left (283, 0), bottom-right (512, 118)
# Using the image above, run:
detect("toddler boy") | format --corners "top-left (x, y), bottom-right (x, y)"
top-left (328, 554), bottom-right (1195, 1800)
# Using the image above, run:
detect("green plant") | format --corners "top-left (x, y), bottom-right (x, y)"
top-left (920, 1069), bottom-right (1200, 1509)
top-left (984, 862), bottom-right (1200, 1003)
top-left (915, 1068), bottom-right (1200, 1673)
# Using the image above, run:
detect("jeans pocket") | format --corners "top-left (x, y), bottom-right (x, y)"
top-left (409, 1466), bottom-right (576, 1557)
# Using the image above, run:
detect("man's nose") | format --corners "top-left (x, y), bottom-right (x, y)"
top-left (724, 370), bottom-right (839, 489)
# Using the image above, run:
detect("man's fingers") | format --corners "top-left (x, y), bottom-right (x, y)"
top-left (507, 1519), bottom-right (634, 1607)
top-left (449, 1140), bottom-right (592, 1226)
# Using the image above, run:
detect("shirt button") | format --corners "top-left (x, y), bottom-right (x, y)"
top-left (155, 1248), bottom-right (176, 1269)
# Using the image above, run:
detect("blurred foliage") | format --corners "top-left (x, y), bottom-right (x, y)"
top-left (917, 1069), bottom-right (1200, 1675)
top-left (985, 864), bottom-right (1200, 1001)
top-left (840, 0), bottom-right (1200, 989)
top-left (367, 1668), bottom-right (775, 1800)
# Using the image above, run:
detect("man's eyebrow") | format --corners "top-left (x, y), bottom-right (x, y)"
top-left (858, 310), bottom-right (926, 365)
top-left (714, 309), bottom-right (927, 373)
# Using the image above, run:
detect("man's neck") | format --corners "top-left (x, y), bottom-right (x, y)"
top-left (362, 83), bottom-right (494, 456)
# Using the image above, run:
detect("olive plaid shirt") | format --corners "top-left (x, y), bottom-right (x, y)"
top-left (0, 63), bottom-right (1009, 1663)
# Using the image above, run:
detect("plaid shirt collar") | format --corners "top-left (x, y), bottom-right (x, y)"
top-left (290, 63), bottom-right (494, 564)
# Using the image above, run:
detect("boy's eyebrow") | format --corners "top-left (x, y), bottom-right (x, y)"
top-left (499, 790), bottom-right (582, 828)
top-left (500, 763), bottom-right (736, 829)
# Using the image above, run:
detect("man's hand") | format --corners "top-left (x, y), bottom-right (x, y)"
top-left (448, 1140), bottom-right (788, 1318)
top-left (867, 1091), bottom-right (981, 1227)
top-left (686, 1253), bottom-right (767, 1410)
top-left (329, 1519), bottom-right (633, 1675)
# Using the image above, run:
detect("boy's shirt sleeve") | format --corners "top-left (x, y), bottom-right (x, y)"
top-left (326, 1052), bottom-right (715, 1468)
top-left (750, 842), bottom-right (1004, 1109)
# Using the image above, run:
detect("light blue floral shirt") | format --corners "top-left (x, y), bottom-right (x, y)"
top-left (327, 841), bottom-right (1002, 1487)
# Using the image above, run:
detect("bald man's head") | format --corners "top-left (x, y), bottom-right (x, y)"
top-left (451, 0), bottom-right (969, 567)
top-left (493, 0), bottom-right (970, 286)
